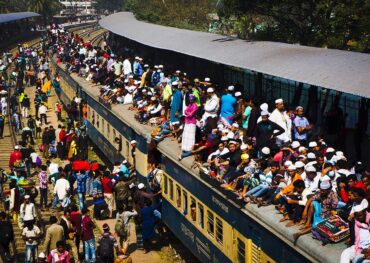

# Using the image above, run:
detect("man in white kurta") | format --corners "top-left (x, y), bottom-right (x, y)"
top-left (269, 98), bottom-right (292, 146)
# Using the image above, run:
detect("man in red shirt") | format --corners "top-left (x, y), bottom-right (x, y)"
top-left (9, 145), bottom-right (22, 170)
top-left (102, 171), bottom-right (115, 218)
top-left (81, 208), bottom-right (96, 263)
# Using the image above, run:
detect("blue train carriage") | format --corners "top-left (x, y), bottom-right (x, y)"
top-left (158, 154), bottom-right (308, 263)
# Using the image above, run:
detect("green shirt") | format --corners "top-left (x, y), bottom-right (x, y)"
top-left (242, 106), bottom-right (252, 129)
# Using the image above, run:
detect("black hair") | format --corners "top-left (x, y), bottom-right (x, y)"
top-left (336, 159), bottom-right (348, 170)
top-left (349, 187), bottom-right (366, 199)
top-left (41, 165), bottom-right (47, 171)
top-left (293, 179), bottom-right (305, 189)
top-left (316, 152), bottom-right (324, 158)
top-left (269, 161), bottom-right (279, 168)
top-left (81, 207), bottom-right (89, 215)
top-left (49, 216), bottom-right (57, 224)
top-left (348, 174), bottom-right (357, 182)
top-left (56, 240), bottom-right (65, 248)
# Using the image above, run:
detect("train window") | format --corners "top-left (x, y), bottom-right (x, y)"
top-left (183, 190), bottom-right (188, 214)
top-left (169, 179), bottom-right (174, 200)
top-left (102, 119), bottom-right (105, 133)
top-left (215, 218), bottom-right (223, 245)
top-left (176, 185), bottom-right (181, 208)
top-left (207, 211), bottom-right (215, 237)
top-left (107, 123), bottom-right (110, 137)
top-left (96, 115), bottom-right (99, 128)
top-left (113, 129), bottom-right (116, 140)
top-left (198, 204), bottom-right (204, 229)
top-left (237, 238), bottom-right (246, 263)
top-left (190, 198), bottom-right (196, 221)
top-left (163, 175), bottom-right (168, 195)
top-left (91, 111), bottom-right (95, 125)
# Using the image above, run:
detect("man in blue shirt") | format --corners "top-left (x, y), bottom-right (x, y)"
top-left (293, 106), bottom-right (312, 145)
top-left (73, 170), bottom-right (88, 209)
top-left (220, 86), bottom-right (237, 125)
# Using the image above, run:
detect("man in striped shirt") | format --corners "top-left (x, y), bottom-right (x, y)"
top-left (38, 165), bottom-right (48, 211)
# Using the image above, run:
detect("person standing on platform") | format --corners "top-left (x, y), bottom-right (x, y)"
top-left (220, 86), bottom-right (237, 125)
top-left (0, 211), bottom-right (14, 263)
top-left (81, 208), bottom-right (96, 263)
top-left (38, 165), bottom-right (48, 211)
top-left (293, 106), bottom-right (312, 146)
top-left (43, 216), bottom-right (64, 255)
top-left (0, 113), bottom-right (5, 139)
top-left (97, 224), bottom-right (119, 263)
top-left (22, 220), bottom-right (41, 263)
top-left (39, 103), bottom-right (48, 125)
top-left (179, 94), bottom-right (198, 160)
top-left (9, 145), bottom-right (22, 171)
top-left (21, 94), bottom-right (30, 118)
top-left (269, 98), bottom-right (292, 146)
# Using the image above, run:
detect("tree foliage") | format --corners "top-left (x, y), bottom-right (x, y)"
top-left (217, 0), bottom-right (370, 52)
top-left (93, 0), bottom-right (124, 14)
top-left (0, 0), bottom-right (61, 25)
top-left (124, 0), bottom-right (213, 31)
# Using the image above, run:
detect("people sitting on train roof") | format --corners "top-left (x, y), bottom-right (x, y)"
top-left (48, 26), bottom-right (369, 253)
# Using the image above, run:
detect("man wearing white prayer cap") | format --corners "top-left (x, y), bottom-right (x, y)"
top-left (269, 98), bottom-right (292, 146)
top-left (202, 85), bottom-right (219, 124)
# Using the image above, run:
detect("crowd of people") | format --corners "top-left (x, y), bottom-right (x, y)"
top-left (0, 21), bottom-right (368, 263)
top-left (0, 24), bottom-right (166, 263)
top-left (48, 23), bottom-right (370, 263)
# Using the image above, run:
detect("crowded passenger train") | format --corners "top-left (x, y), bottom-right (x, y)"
top-left (30, 12), bottom-right (369, 263)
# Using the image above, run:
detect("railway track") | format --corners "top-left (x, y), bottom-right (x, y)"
top-left (0, 23), bottom-right (100, 263)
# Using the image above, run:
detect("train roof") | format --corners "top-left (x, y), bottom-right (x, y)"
top-left (100, 12), bottom-right (370, 99)
top-left (0, 12), bottom-right (40, 25)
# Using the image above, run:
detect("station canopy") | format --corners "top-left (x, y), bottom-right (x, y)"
top-left (100, 12), bottom-right (370, 98)
top-left (0, 12), bottom-right (40, 25)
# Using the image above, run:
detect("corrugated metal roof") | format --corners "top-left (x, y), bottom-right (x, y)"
top-left (100, 12), bottom-right (370, 98)
top-left (0, 12), bottom-right (40, 24)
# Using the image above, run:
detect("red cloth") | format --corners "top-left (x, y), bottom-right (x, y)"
top-left (91, 163), bottom-right (99, 171)
top-left (59, 129), bottom-right (66, 143)
top-left (72, 161), bottom-right (90, 171)
top-left (9, 151), bottom-right (22, 168)
top-left (340, 188), bottom-right (349, 203)
top-left (102, 177), bottom-right (113, 194)
top-left (70, 211), bottom-right (82, 235)
top-left (82, 215), bottom-right (95, 241)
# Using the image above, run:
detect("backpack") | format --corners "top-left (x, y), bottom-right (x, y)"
top-left (0, 115), bottom-right (4, 125)
top-left (114, 216), bottom-right (126, 236)
top-left (100, 235), bottom-right (114, 257)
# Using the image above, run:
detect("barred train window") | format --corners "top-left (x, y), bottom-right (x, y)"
top-left (215, 218), bottom-right (223, 245)
top-left (183, 190), bottom-right (188, 213)
top-left (207, 211), bottom-right (215, 237)
top-left (169, 179), bottom-right (174, 200)
top-left (190, 198), bottom-right (196, 221)
top-left (163, 175), bottom-right (168, 195)
top-left (176, 185), bottom-right (181, 208)
top-left (198, 204), bottom-right (204, 229)
top-left (237, 238), bottom-right (246, 263)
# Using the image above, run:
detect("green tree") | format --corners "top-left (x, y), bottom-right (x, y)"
top-left (218, 0), bottom-right (370, 52)
top-left (28, 0), bottom-right (62, 26)
top-left (93, 0), bottom-right (124, 14)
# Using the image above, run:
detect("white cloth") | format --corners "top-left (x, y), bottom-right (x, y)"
top-left (20, 203), bottom-right (36, 221)
top-left (22, 225), bottom-right (41, 245)
top-left (54, 178), bottom-right (70, 200)
top-left (269, 109), bottom-right (292, 143)
top-left (202, 95), bottom-right (219, 122)
top-left (39, 105), bottom-right (47, 115)
top-left (30, 152), bottom-right (39, 163)
top-left (123, 59), bottom-right (132, 75)
top-left (181, 123), bottom-right (196, 151)
top-left (48, 162), bottom-right (59, 175)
